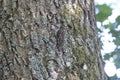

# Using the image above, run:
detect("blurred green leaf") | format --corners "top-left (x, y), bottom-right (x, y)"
top-left (109, 75), bottom-right (117, 80)
top-left (98, 28), bottom-right (102, 32)
top-left (104, 54), bottom-right (111, 60)
top-left (96, 4), bottom-right (112, 22)
top-left (116, 15), bottom-right (120, 25)
top-left (113, 38), bottom-right (120, 46)
top-left (104, 23), bottom-right (114, 29)
top-left (109, 29), bottom-right (120, 38)
top-left (110, 48), bottom-right (120, 68)
top-left (114, 57), bottom-right (120, 68)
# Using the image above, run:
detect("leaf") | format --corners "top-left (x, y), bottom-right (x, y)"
top-left (109, 29), bottom-right (120, 38)
top-left (116, 15), bottom-right (120, 25)
top-left (103, 54), bottom-right (111, 60)
top-left (114, 57), bottom-right (120, 68)
top-left (109, 75), bottom-right (117, 80)
top-left (104, 23), bottom-right (114, 29)
top-left (111, 48), bottom-right (120, 68)
top-left (96, 4), bottom-right (112, 22)
top-left (113, 38), bottom-right (120, 46)
top-left (110, 30), bottom-right (120, 46)
top-left (97, 28), bottom-right (102, 32)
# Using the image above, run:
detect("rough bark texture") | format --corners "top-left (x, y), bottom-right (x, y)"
top-left (0, 0), bottom-right (107, 80)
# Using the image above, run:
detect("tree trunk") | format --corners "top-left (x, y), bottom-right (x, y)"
top-left (0, 0), bottom-right (107, 80)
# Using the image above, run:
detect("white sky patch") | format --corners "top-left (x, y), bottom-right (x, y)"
top-left (116, 69), bottom-right (120, 78)
top-left (108, 8), bottom-right (120, 23)
top-left (97, 22), bottom-right (101, 28)
top-left (116, 25), bottom-right (120, 31)
top-left (104, 61), bottom-right (116, 77)
top-left (95, 0), bottom-right (119, 5)
top-left (103, 20), bottom-right (110, 25)
top-left (101, 29), bottom-right (116, 55)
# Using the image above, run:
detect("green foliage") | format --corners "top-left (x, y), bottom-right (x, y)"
top-left (96, 4), bottom-right (112, 22)
top-left (113, 37), bottom-right (120, 46)
top-left (116, 16), bottom-right (120, 25)
top-left (109, 75), bottom-right (117, 80)
top-left (111, 48), bottom-right (120, 68)
top-left (114, 57), bottom-right (120, 68)
top-left (103, 54), bottom-right (111, 60)
top-left (96, 3), bottom-right (120, 79)
top-left (104, 23), bottom-right (114, 29)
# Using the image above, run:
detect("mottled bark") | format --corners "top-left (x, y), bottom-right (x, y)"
top-left (0, 0), bottom-right (107, 80)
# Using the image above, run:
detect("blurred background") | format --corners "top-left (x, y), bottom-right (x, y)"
top-left (95, 0), bottom-right (120, 80)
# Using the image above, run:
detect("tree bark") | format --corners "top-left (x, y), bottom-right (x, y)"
top-left (0, 0), bottom-right (107, 80)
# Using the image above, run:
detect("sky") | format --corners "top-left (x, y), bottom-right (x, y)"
top-left (95, 0), bottom-right (120, 78)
